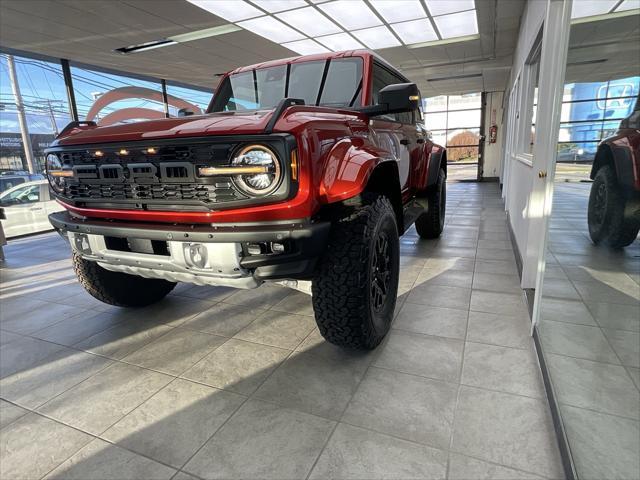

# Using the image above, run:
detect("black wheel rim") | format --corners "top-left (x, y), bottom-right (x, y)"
top-left (371, 232), bottom-right (391, 312)
top-left (593, 182), bottom-right (607, 226)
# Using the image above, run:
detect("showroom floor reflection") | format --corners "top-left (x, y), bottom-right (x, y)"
top-left (0, 181), bottom-right (565, 480)
top-left (539, 182), bottom-right (640, 480)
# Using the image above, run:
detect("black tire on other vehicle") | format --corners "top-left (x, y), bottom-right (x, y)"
top-left (588, 164), bottom-right (640, 248)
top-left (312, 193), bottom-right (399, 350)
top-left (72, 253), bottom-right (176, 307)
top-left (415, 168), bottom-right (446, 239)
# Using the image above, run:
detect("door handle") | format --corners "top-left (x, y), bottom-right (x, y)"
top-left (416, 138), bottom-right (425, 144)
top-left (400, 138), bottom-right (410, 145)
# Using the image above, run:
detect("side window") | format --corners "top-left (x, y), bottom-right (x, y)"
top-left (371, 63), bottom-right (411, 124)
top-left (319, 58), bottom-right (363, 107)
top-left (3, 184), bottom-right (40, 204)
top-left (371, 64), bottom-right (398, 123)
top-left (289, 61), bottom-right (325, 106)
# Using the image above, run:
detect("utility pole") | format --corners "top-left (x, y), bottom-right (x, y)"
top-left (6, 54), bottom-right (36, 174)
top-left (46, 99), bottom-right (59, 136)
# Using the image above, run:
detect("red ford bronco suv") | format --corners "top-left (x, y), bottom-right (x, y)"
top-left (588, 93), bottom-right (640, 248)
top-left (46, 51), bottom-right (447, 349)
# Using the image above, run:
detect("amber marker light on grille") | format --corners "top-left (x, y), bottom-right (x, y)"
top-left (117, 149), bottom-right (129, 155)
top-left (290, 149), bottom-right (298, 180)
top-left (94, 150), bottom-right (104, 157)
top-left (50, 170), bottom-right (74, 177)
top-left (198, 165), bottom-right (270, 176)
top-left (145, 147), bottom-right (158, 154)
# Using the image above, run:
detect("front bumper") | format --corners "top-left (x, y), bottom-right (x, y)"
top-left (50, 211), bottom-right (330, 288)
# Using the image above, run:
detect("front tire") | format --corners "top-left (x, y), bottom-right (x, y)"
top-left (588, 165), bottom-right (640, 248)
top-left (73, 253), bottom-right (176, 307)
top-left (415, 168), bottom-right (446, 239)
top-left (312, 194), bottom-right (399, 350)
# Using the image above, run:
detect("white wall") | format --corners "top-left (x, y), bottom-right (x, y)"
top-left (481, 91), bottom-right (504, 179)
top-left (501, 0), bottom-right (547, 286)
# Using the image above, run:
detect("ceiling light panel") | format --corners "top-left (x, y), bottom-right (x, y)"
top-left (370, 0), bottom-right (426, 23)
top-left (433, 9), bottom-right (478, 39)
top-left (615, 0), bottom-right (640, 11)
top-left (315, 32), bottom-right (364, 51)
top-left (186, 0), bottom-right (263, 22)
top-left (425, 0), bottom-right (475, 16)
top-left (319, 0), bottom-right (382, 30)
top-left (169, 24), bottom-right (242, 42)
top-left (238, 16), bottom-right (305, 43)
top-left (250, 0), bottom-right (307, 13)
top-left (392, 19), bottom-right (438, 45)
top-left (352, 25), bottom-right (401, 49)
top-left (277, 7), bottom-right (342, 36)
top-left (570, 0), bottom-right (617, 18)
top-left (281, 38), bottom-right (330, 54)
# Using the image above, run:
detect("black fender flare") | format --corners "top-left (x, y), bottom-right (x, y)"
top-left (426, 148), bottom-right (447, 187)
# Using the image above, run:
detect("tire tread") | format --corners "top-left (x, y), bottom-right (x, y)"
top-left (312, 193), bottom-right (397, 349)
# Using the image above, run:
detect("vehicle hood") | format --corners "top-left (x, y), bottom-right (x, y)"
top-left (54, 110), bottom-right (275, 146)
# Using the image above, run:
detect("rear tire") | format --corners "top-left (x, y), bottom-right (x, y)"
top-left (415, 168), bottom-right (446, 239)
top-left (588, 165), bottom-right (639, 248)
top-left (72, 253), bottom-right (176, 307)
top-left (312, 194), bottom-right (399, 350)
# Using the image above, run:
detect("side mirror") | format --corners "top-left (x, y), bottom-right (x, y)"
top-left (178, 108), bottom-right (195, 117)
top-left (361, 83), bottom-right (420, 117)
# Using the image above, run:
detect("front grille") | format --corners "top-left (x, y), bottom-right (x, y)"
top-left (58, 143), bottom-right (234, 165)
top-left (47, 134), bottom-right (295, 212)
top-left (65, 181), bottom-right (241, 203)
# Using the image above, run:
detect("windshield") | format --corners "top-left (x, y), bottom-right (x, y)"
top-left (209, 57), bottom-right (363, 112)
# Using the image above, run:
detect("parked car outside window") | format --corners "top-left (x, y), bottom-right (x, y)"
top-left (0, 180), bottom-right (64, 238)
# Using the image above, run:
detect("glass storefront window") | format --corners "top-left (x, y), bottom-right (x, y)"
top-left (165, 84), bottom-right (211, 115)
top-left (424, 95), bottom-right (447, 112)
top-left (0, 53), bottom-right (216, 178)
top-left (71, 65), bottom-right (165, 125)
top-left (424, 94), bottom-right (482, 166)
top-left (424, 111), bottom-right (447, 130)
top-left (447, 93), bottom-right (481, 110)
top-left (534, 76), bottom-right (640, 163)
top-left (447, 109), bottom-right (481, 129)
top-left (0, 54), bottom-right (71, 173)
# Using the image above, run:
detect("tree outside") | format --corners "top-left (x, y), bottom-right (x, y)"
top-left (447, 130), bottom-right (480, 162)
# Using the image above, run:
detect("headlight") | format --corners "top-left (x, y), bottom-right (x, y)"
top-left (46, 153), bottom-right (70, 193)
top-left (231, 144), bottom-right (281, 196)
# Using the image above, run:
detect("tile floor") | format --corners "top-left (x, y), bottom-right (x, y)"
top-left (538, 182), bottom-right (640, 480)
top-left (0, 181), bottom-right (564, 480)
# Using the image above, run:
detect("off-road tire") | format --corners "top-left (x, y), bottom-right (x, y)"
top-left (415, 168), bottom-right (446, 239)
top-left (312, 194), bottom-right (399, 350)
top-left (72, 253), bottom-right (176, 307)
top-left (588, 165), bottom-right (640, 248)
